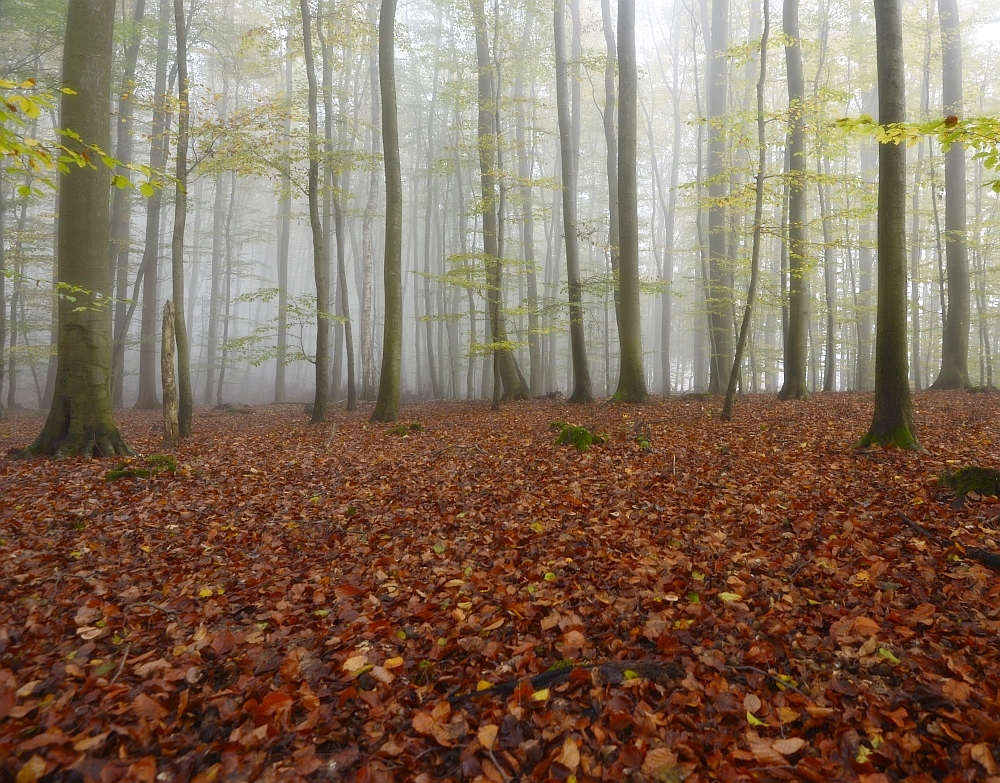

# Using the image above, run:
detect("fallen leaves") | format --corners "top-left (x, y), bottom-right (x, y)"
top-left (0, 393), bottom-right (998, 780)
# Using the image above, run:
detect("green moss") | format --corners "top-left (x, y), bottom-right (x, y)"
top-left (551, 421), bottom-right (607, 452)
top-left (857, 425), bottom-right (922, 452)
top-left (105, 454), bottom-right (178, 482)
top-left (938, 466), bottom-right (1000, 504)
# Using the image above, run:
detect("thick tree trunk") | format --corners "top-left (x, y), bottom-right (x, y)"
top-left (613, 0), bottom-right (646, 402)
top-left (931, 0), bottom-right (969, 389)
top-left (777, 0), bottom-right (809, 401)
top-left (555, 0), bottom-right (592, 404)
top-left (861, 0), bottom-right (919, 450)
top-left (371, 0), bottom-right (402, 422)
top-left (20, 0), bottom-right (130, 458)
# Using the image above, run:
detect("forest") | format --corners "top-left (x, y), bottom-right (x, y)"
top-left (3, 0), bottom-right (1000, 778)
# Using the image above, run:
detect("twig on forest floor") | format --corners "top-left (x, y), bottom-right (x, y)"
top-left (127, 601), bottom-right (180, 617)
top-left (486, 749), bottom-right (511, 783)
top-left (109, 643), bottom-right (131, 685)
top-left (898, 511), bottom-right (1000, 572)
top-left (728, 665), bottom-right (811, 699)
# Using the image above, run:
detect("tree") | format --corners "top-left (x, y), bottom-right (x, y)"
top-left (555, 0), bottom-right (592, 404)
top-left (930, 0), bottom-right (969, 390)
top-left (860, 0), bottom-right (919, 450)
top-left (470, 0), bottom-right (528, 408)
top-left (300, 0), bottom-right (330, 423)
top-left (371, 0), bottom-right (401, 423)
top-left (612, 0), bottom-right (646, 403)
top-left (722, 0), bottom-right (768, 421)
top-left (777, 0), bottom-right (809, 401)
top-left (171, 0), bottom-right (193, 437)
top-left (20, 0), bottom-right (130, 457)
top-left (706, 0), bottom-right (732, 394)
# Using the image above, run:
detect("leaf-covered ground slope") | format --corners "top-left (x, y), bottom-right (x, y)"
top-left (1, 391), bottom-right (999, 783)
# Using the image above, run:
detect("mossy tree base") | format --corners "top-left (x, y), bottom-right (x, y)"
top-left (857, 424), bottom-right (923, 452)
top-left (16, 418), bottom-right (132, 459)
top-left (929, 366), bottom-right (969, 391)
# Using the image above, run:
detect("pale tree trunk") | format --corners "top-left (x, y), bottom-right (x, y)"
top-left (861, 0), bottom-right (919, 450)
top-left (613, 0), bottom-right (646, 402)
top-left (0, 174), bottom-right (5, 418)
top-left (931, 0), bottom-right (969, 389)
top-left (555, 0), bottom-right (592, 404)
top-left (361, 36), bottom-right (380, 400)
top-left (110, 0), bottom-right (147, 407)
top-left (722, 0), bottom-right (767, 421)
top-left (300, 0), bottom-right (330, 422)
top-left (911, 13), bottom-right (931, 391)
top-left (777, 0), bottom-right (809, 400)
top-left (600, 0), bottom-right (622, 371)
top-left (471, 0), bottom-right (527, 407)
top-left (275, 23), bottom-right (293, 403)
top-left (707, 0), bottom-right (732, 394)
top-left (135, 0), bottom-right (171, 411)
top-left (21, 0), bottom-right (130, 457)
top-left (172, 0), bottom-right (193, 437)
top-left (204, 171), bottom-right (225, 403)
top-left (421, 19), bottom-right (442, 399)
top-left (856, 86), bottom-right (877, 392)
top-left (371, 0), bottom-right (402, 422)
top-left (513, 17), bottom-right (541, 396)
top-left (161, 301), bottom-right (178, 446)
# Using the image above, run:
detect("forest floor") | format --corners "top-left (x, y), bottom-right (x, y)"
top-left (1, 391), bottom-right (999, 783)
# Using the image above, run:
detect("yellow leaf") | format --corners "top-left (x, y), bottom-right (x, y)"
top-left (199, 588), bottom-right (214, 598)
top-left (531, 688), bottom-right (550, 701)
top-left (746, 711), bottom-right (766, 726)
top-left (478, 724), bottom-right (498, 750)
top-left (15, 755), bottom-right (47, 783)
top-left (718, 591), bottom-right (742, 603)
top-left (384, 657), bottom-right (405, 669)
top-left (476, 680), bottom-right (494, 691)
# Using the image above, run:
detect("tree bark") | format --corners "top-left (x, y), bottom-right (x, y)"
top-left (171, 0), bottom-right (193, 437)
top-left (612, 0), bottom-right (646, 403)
top-left (371, 0), bottom-right (402, 422)
top-left (161, 300), bottom-right (178, 446)
top-left (20, 0), bottom-right (130, 458)
top-left (777, 0), bottom-right (809, 400)
top-left (275, 23), bottom-right (293, 403)
top-left (861, 0), bottom-right (919, 450)
top-left (555, 0), bottom-right (593, 404)
top-left (930, 0), bottom-right (969, 389)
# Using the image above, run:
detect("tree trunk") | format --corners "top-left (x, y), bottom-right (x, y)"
top-left (110, 0), bottom-right (147, 407)
top-left (600, 0), bottom-right (623, 366)
top-left (861, 0), bottom-right (919, 450)
top-left (275, 23), bottom-right (293, 403)
top-left (171, 0), bottom-right (193, 437)
top-left (471, 0), bottom-right (527, 407)
top-left (555, 0), bottom-right (592, 404)
top-left (300, 0), bottom-right (330, 422)
top-left (134, 0), bottom-right (171, 411)
top-left (161, 300), bottom-right (178, 446)
top-left (361, 40), bottom-right (380, 401)
top-left (722, 0), bottom-right (768, 421)
top-left (20, 0), bottom-right (130, 457)
top-left (371, 0), bottom-right (402, 422)
top-left (930, 0), bottom-right (969, 389)
top-left (707, 0), bottom-right (732, 394)
top-left (777, 0), bottom-right (809, 400)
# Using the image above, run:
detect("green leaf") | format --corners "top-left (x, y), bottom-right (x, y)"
top-left (876, 647), bottom-right (902, 665)
top-left (140, 181), bottom-right (155, 198)
top-left (718, 592), bottom-right (742, 603)
top-left (433, 542), bottom-right (446, 554)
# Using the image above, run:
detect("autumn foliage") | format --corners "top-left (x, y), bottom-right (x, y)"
top-left (1, 391), bottom-right (999, 782)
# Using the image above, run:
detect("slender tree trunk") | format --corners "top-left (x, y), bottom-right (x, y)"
top-left (361, 41), bottom-right (380, 400)
top-left (161, 300), bottom-right (178, 446)
top-left (600, 0), bottom-right (623, 358)
top-left (371, 0), bottom-right (402, 422)
top-left (819, 155), bottom-right (836, 391)
top-left (613, 0), bottom-right (646, 402)
top-left (931, 0), bottom-right (969, 389)
top-left (135, 0), bottom-right (171, 410)
top-left (555, 0), bottom-right (592, 403)
top-left (300, 0), bottom-right (330, 422)
top-left (110, 0), bottom-right (147, 407)
top-left (722, 0), bottom-right (767, 420)
top-left (861, 0), bottom-right (919, 449)
top-left (777, 0), bottom-right (809, 400)
top-left (911, 15), bottom-right (931, 391)
top-left (171, 0), bottom-right (193, 437)
top-left (275, 24), bottom-right (293, 403)
top-left (0, 173), bottom-right (5, 418)
top-left (707, 0), bottom-right (732, 393)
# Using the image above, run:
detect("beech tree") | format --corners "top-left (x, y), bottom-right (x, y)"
top-left (860, 0), bottom-right (919, 450)
top-left (20, 0), bottom-right (130, 457)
